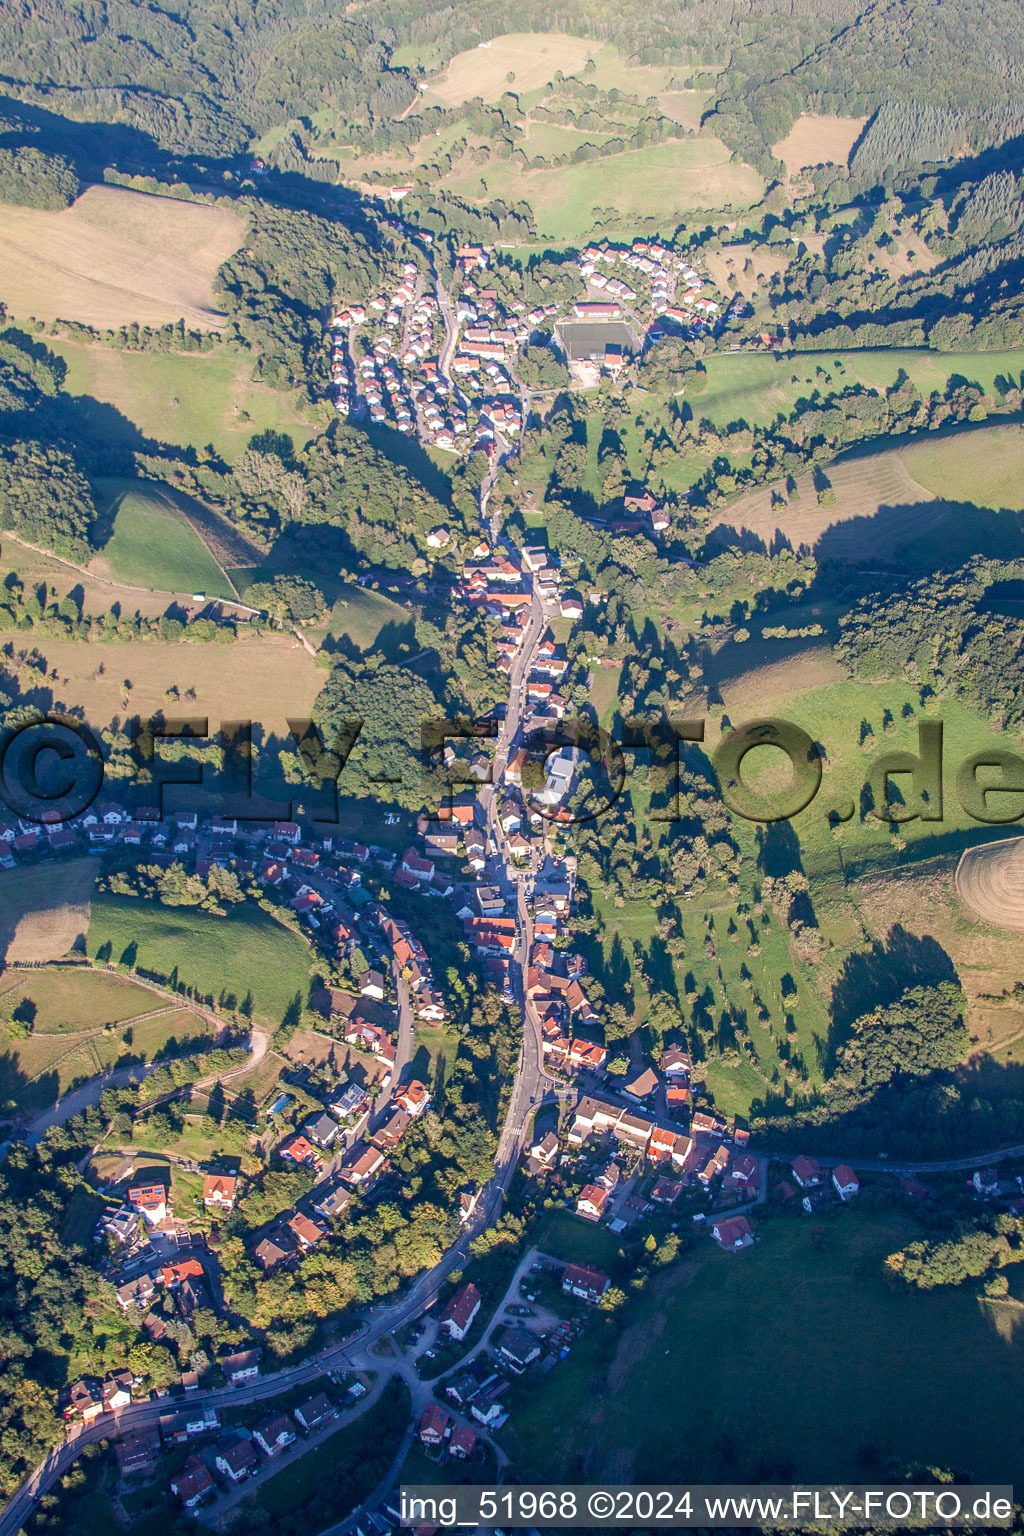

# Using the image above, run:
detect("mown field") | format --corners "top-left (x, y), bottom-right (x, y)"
top-left (505, 1210), bottom-right (1024, 1484)
top-left (49, 337), bottom-right (322, 463)
top-left (772, 112), bottom-right (867, 174)
top-left (20, 628), bottom-right (323, 758)
top-left (0, 859), bottom-right (99, 963)
top-left (0, 185), bottom-right (243, 330)
top-left (86, 892), bottom-right (313, 1024)
top-left (900, 422), bottom-right (1024, 512)
top-left (413, 33), bottom-right (710, 107)
top-left (92, 482), bottom-right (237, 598)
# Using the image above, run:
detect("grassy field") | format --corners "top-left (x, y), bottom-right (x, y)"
top-left (0, 1001), bottom-right (205, 1114)
top-left (19, 629), bottom-right (323, 755)
top-left (773, 113), bottom-right (867, 174)
top-left (694, 347), bottom-right (1024, 431)
top-left (900, 422), bottom-right (1024, 511)
top-left (86, 892), bottom-right (313, 1025)
top-left (50, 337), bottom-right (322, 464)
top-left (539, 1211), bottom-right (629, 1269)
top-left (0, 966), bottom-right (159, 1033)
top-left (0, 859), bottom-right (99, 963)
top-left (505, 1210), bottom-right (1024, 1484)
top-left (0, 185), bottom-right (243, 330)
top-left (445, 136), bottom-right (763, 240)
top-left (92, 482), bottom-right (237, 598)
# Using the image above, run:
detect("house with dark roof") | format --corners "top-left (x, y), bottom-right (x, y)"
top-left (496, 1325), bottom-right (542, 1373)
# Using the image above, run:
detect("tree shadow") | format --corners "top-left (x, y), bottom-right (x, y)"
top-left (827, 923), bottom-right (957, 1067)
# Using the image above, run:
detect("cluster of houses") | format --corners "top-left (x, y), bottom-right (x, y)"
top-left (266, 1072), bottom-right (436, 1249)
top-left (326, 243), bottom-right (531, 459)
top-left (109, 1363), bottom-right (352, 1509)
top-left (419, 1261), bottom-right (612, 1450)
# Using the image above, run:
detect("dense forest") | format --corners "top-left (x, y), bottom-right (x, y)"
top-left (2, 0), bottom-right (1024, 188)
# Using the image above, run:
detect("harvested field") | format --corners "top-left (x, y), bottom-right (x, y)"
top-left (13, 631), bottom-right (323, 744)
top-left (956, 837), bottom-right (1024, 934)
top-left (0, 186), bottom-right (244, 329)
top-left (773, 113), bottom-right (867, 174)
top-left (420, 33), bottom-right (599, 104)
top-left (708, 450), bottom-right (943, 561)
top-left (853, 856), bottom-right (1024, 1053)
top-left (0, 859), bottom-right (99, 963)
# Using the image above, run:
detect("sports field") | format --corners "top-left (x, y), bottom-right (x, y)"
top-left (92, 483), bottom-right (237, 598)
top-left (86, 892), bottom-right (313, 1025)
top-left (49, 338), bottom-right (321, 463)
top-left (505, 1211), bottom-right (1024, 1484)
top-left (0, 185), bottom-right (244, 329)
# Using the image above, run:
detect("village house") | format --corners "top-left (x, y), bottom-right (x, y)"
top-left (711, 1215), bottom-right (755, 1251)
top-left (222, 1348), bottom-right (261, 1386)
top-left (254, 1413), bottom-right (297, 1457)
top-left (294, 1392), bottom-right (336, 1432)
top-left (832, 1165), bottom-right (861, 1201)
top-left (449, 1423), bottom-right (478, 1459)
top-left (576, 1182), bottom-right (610, 1221)
top-left (442, 1281), bottom-right (482, 1342)
top-left (215, 1435), bottom-right (258, 1482)
top-left (791, 1155), bottom-right (823, 1190)
top-left (419, 1401), bottom-right (450, 1445)
top-left (497, 1326), bottom-right (542, 1374)
top-left (202, 1172), bottom-right (237, 1212)
top-left (562, 1263), bottom-right (611, 1305)
top-left (170, 1456), bottom-right (215, 1509)
top-left (126, 1181), bottom-right (168, 1227)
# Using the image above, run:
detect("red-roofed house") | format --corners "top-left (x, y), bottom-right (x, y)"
top-left (791, 1155), bottom-right (823, 1190)
top-left (562, 1263), bottom-right (610, 1304)
top-left (441, 1282), bottom-right (481, 1342)
top-left (203, 1173), bottom-right (237, 1212)
top-left (711, 1215), bottom-right (754, 1251)
top-left (419, 1402), bottom-right (449, 1445)
top-left (832, 1164), bottom-right (860, 1201)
